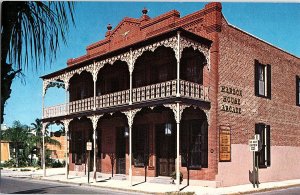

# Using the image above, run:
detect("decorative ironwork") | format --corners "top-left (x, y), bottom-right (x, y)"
top-left (68, 97), bottom-right (94, 114)
top-left (62, 119), bottom-right (72, 133)
top-left (180, 37), bottom-right (210, 70)
top-left (132, 80), bottom-right (177, 103)
top-left (180, 80), bottom-right (210, 101)
top-left (164, 104), bottom-right (189, 123)
top-left (204, 109), bottom-right (210, 125)
top-left (131, 36), bottom-right (178, 72)
top-left (43, 80), bottom-right (209, 119)
top-left (95, 89), bottom-right (130, 109)
top-left (87, 115), bottom-right (103, 131)
top-left (42, 122), bottom-right (49, 134)
top-left (124, 108), bottom-right (142, 127)
top-left (43, 103), bottom-right (67, 118)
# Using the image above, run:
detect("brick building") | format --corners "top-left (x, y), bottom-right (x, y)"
top-left (41, 2), bottom-right (300, 187)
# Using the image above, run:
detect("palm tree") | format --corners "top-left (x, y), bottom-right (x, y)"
top-left (1, 2), bottom-right (75, 123)
top-left (30, 118), bottom-right (61, 167)
top-left (2, 121), bottom-right (31, 167)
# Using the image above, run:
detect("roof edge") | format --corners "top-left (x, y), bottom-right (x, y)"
top-left (41, 27), bottom-right (212, 80)
top-left (227, 23), bottom-right (300, 60)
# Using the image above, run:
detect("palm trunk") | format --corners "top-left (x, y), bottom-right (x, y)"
top-left (1, 2), bottom-right (22, 124)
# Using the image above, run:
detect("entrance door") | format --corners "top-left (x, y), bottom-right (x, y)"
top-left (156, 124), bottom-right (175, 176)
top-left (116, 127), bottom-right (126, 174)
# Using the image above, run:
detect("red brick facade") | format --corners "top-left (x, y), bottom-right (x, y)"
top-left (42, 2), bottom-right (300, 187)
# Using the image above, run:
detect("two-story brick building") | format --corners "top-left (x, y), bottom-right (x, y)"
top-left (41, 2), bottom-right (300, 187)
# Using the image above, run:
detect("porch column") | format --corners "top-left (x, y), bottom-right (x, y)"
top-left (129, 118), bottom-right (133, 186)
top-left (64, 81), bottom-right (70, 115)
top-left (42, 80), bottom-right (48, 119)
top-left (176, 102), bottom-right (180, 190)
top-left (63, 119), bottom-right (71, 179)
top-left (87, 115), bottom-right (102, 183)
top-left (42, 122), bottom-right (48, 177)
top-left (165, 104), bottom-right (188, 191)
top-left (176, 31), bottom-right (181, 97)
top-left (129, 48), bottom-right (133, 105)
top-left (93, 61), bottom-right (97, 110)
top-left (42, 95), bottom-right (45, 119)
top-left (124, 109), bottom-right (141, 187)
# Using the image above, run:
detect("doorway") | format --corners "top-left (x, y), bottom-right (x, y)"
top-left (116, 127), bottom-right (126, 174)
top-left (156, 123), bottom-right (175, 176)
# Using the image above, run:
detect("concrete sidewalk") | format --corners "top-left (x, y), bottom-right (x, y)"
top-left (2, 168), bottom-right (300, 195)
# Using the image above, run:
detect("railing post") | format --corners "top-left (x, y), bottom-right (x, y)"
top-left (176, 31), bottom-right (181, 97)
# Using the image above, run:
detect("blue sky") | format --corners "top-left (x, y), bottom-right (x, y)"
top-left (3, 2), bottom-right (300, 127)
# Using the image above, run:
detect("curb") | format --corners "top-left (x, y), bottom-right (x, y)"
top-left (6, 174), bottom-right (300, 195)
top-left (228, 183), bottom-right (300, 195)
top-left (32, 176), bottom-right (156, 194)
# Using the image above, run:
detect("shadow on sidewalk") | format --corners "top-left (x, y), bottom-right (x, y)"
top-left (132, 181), bottom-right (146, 186)
top-left (97, 178), bottom-right (111, 183)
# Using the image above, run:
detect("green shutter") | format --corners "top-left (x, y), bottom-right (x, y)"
top-left (254, 60), bottom-right (260, 96)
top-left (267, 64), bottom-right (271, 99)
top-left (266, 125), bottom-right (271, 167)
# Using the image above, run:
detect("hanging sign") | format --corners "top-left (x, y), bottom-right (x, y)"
top-left (86, 142), bottom-right (92, 151)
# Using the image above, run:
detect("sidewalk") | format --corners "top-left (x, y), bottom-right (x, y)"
top-left (2, 168), bottom-right (300, 195)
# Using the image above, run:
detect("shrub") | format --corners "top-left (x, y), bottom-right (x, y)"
top-left (20, 168), bottom-right (31, 171)
top-left (51, 160), bottom-right (65, 168)
top-left (3, 159), bottom-right (16, 167)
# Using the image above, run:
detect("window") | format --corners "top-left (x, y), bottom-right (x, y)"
top-left (297, 76), bottom-right (300, 106)
top-left (71, 131), bottom-right (85, 165)
top-left (132, 124), bottom-right (149, 167)
top-left (255, 123), bottom-right (271, 168)
top-left (255, 60), bottom-right (271, 99)
top-left (180, 120), bottom-right (208, 169)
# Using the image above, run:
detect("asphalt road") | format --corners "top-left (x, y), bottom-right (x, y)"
top-left (250, 186), bottom-right (300, 195)
top-left (0, 177), bottom-right (147, 194)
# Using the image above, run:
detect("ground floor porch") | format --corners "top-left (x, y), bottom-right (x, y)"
top-left (66, 104), bottom-right (215, 184)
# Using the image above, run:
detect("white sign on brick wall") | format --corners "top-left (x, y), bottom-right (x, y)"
top-left (249, 139), bottom-right (258, 152)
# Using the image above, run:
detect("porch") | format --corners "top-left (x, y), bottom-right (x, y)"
top-left (40, 28), bottom-right (213, 190)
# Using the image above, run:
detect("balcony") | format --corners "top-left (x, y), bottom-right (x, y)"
top-left (43, 79), bottom-right (209, 119)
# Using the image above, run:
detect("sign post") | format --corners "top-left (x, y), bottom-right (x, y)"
top-left (249, 135), bottom-right (260, 188)
top-left (86, 141), bottom-right (92, 184)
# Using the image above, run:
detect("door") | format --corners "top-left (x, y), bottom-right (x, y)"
top-left (116, 127), bottom-right (126, 174)
top-left (156, 124), bottom-right (175, 176)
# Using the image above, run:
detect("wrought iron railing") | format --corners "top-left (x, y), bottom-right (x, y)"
top-left (96, 89), bottom-right (130, 108)
top-left (69, 97), bottom-right (94, 114)
top-left (43, 103), bottom-right (67, 118)
top-left (43, 79), bottom-right (209, 118)
top-left (180, 80), bottom-right (209, 101)
top-left (132, 80), bottom-right (177, 103)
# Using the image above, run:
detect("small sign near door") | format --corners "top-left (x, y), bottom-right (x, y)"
top-left (219, 126), bottom-right (231, 162)
top-left (86, 142), bottom-right (92, 151)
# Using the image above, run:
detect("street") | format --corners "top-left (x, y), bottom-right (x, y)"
top-left (250, 186), bottom-right (300, 195)
top-left (0, 177), bottom-right (146, 194)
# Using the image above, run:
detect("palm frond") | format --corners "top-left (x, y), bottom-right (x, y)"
top-left (2, 1), bottom-right (75, 71)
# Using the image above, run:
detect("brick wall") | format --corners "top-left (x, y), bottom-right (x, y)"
top-left (217, 15), bottom-right (300, 186)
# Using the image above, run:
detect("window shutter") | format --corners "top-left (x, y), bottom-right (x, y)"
top-left (254, 60), bottom-right (260, 96)
top-left (255, 123), bottom-right (266, 168)
top-left (266, 125), bottom-right (271, 167)
top-left (267, 64), bottom-right (272, 99)
top-left (296, 76), bottom-right (300, 106)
